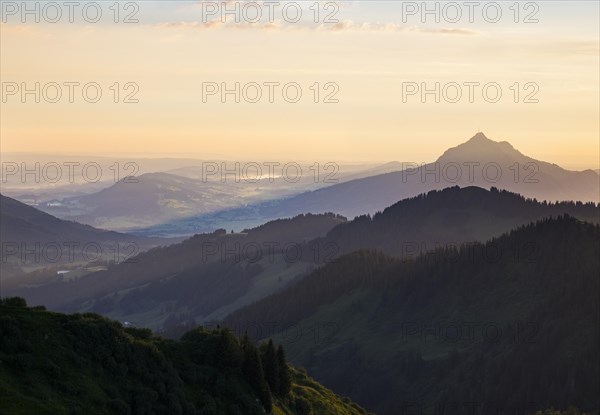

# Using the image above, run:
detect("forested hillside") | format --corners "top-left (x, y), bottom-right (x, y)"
top-left (305, 186), bottom-right (600, 259)
top-left (224, 216), bottom-right (600, 414)
top-left (0, 299), bottom-right (370, 415)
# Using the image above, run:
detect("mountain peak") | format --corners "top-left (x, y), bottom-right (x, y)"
top-left (436, 132), bottom-right (523, 163)
top-left (468, 131), bottom-right (492, 142)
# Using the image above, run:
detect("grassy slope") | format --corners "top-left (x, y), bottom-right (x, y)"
top-left (274, 367), bottom-right (371, 415)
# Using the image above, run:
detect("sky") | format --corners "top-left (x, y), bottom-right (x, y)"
top-left (1, 1), bottom-right (599, 169)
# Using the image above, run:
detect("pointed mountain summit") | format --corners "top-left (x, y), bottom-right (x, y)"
top-left (461, 131), bottom-right (511, 149)
top-left (132, 132), bottom-right (599, 235)
top-left (462, 131), bottom-right (494, 144)
top-left (471, 131), bottom-right (489, 140)
top-left (437, 132), bottom-right (527, 164)
top-left (203, 131), bottom-right (599, 224)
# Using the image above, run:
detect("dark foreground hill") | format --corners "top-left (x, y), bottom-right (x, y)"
top-left (224, 216), bottom-right (600, 415)
top-left (0, 299), bottom-right (370, 415)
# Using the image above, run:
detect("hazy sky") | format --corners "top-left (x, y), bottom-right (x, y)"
top-left (1, 1), bottom-right (598, 169)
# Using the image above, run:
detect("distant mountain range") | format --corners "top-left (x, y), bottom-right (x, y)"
top-left (1, 194), bottom-right (141, 246)
top-left (28, 161), bottom-right (398, 233)
top-left (37, 172), bottom-right (256, 231)
top-left (135, 132), bottom-right (599, 237)
top-left (7, 186), bottom-right (598, 333)
top-left (224, 216), bottom-right (600, 414)
top-left (0, 194), bottom-right (173, 279)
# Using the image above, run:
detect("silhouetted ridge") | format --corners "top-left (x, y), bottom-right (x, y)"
top-left (312, 186), bottom-right (599, 258)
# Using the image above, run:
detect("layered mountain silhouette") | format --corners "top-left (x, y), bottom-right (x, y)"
top-left (33, 162), bottom-right (400, 234)
top-left (140, 133), bottom-right (598, 236)
top-left (4, 213), bottom-right (347, 326)
top-left (8, 187), bottom-right (598, 333)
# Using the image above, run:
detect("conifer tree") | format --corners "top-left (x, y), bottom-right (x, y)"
top-left (241, 335), bottom-right (272, 411)
top-left (260, 339), bottom-right (279, 395)
top-left (277, 345), bottom-right (292, 396)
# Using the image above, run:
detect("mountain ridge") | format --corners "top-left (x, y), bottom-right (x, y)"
top-left (0, 194), bottom-right (173, 277)
top-left (136, 133), bottom-right (599, 236)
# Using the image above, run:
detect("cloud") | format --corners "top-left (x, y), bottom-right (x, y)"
top-left (323, 20), bottom-right (476, 35)
top-left (156, 18), bottom-right (477, 35)
top-left (157, 20), bottom-right (282, 31)
top-left (417, 27), bottom-right (477, 35)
